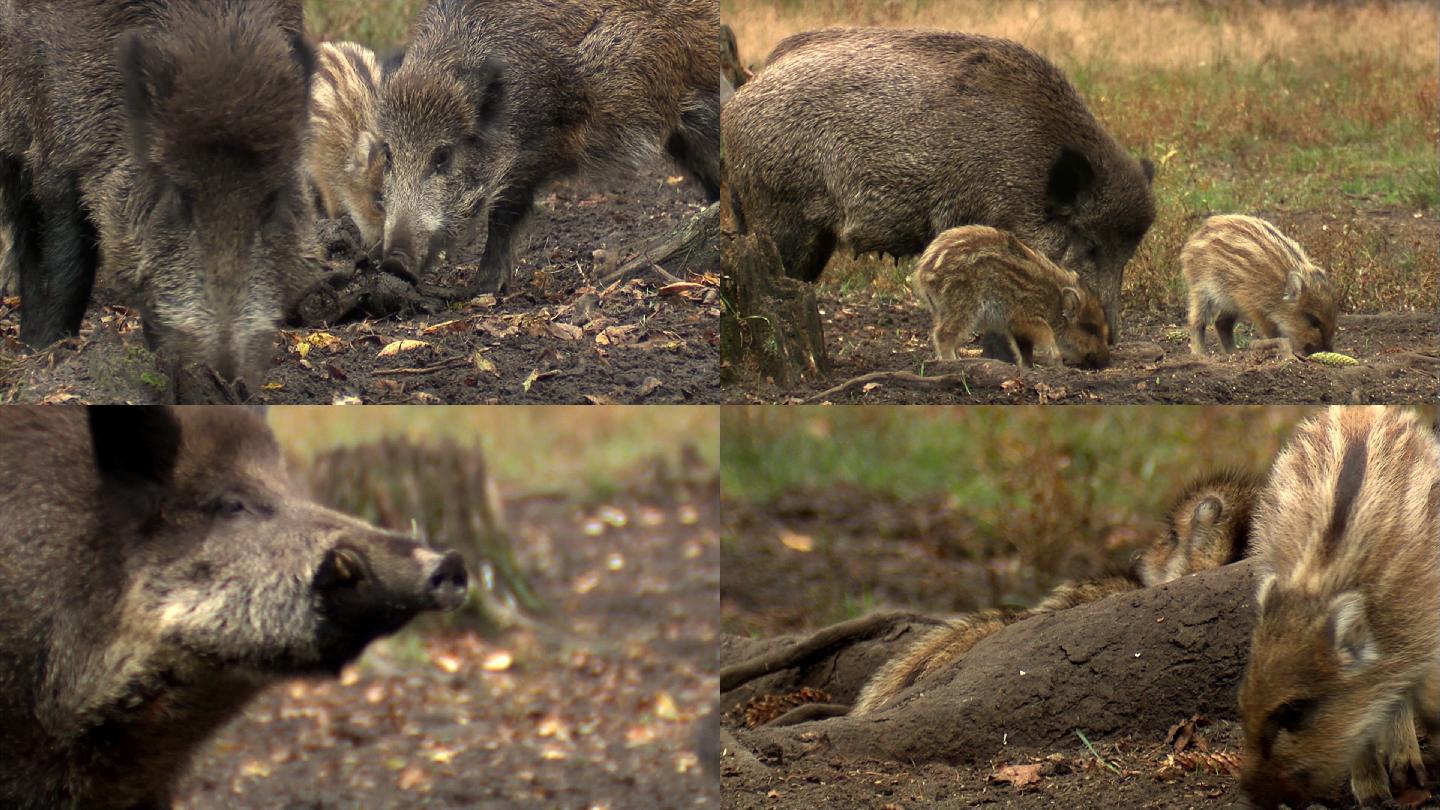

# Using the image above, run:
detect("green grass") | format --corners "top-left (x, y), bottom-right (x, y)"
top-left (303, 0), bottom-right (425, 49)
top-left (270, 406), bottom-right (718, 496)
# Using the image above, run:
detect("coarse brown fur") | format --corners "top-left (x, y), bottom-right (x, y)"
top-left (0, 0), bottom-right (317, 401)
top-left (721, 24), bottom-right (750, 104)
top-left (0, 407), bottom-right (468, 810)
top-left (722, 27), bottom-right (1155, 340)
top-left (376, 0), bottom-right (719, 292)
top-left (309, 41), bottom-right (386, 250)
top-left (1134, 469), bottom-right (1262, 587)
top-left (1181, 214), bottom-right (1338, 356)
top-left (853, 470), bottom-right (1263, 717)
top-left (1239, 407), bottom-right (1440, 809)
top-left (910, 225), bottom-right (1110, 369)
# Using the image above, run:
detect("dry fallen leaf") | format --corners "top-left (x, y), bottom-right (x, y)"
top-left (990, 762), bottom-right (1043, 788)
top-left (778, 529), bottom-right (813, 552)
top-left (378, 339), bottom-right (430, 358)
top-left (547, 322), bottom-right (584, 341)
top-left (481, 651), bottom-right (513, 672)
top-left (472, 352), bottom-right (499, 376)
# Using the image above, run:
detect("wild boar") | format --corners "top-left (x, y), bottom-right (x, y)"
top-left (723, 27), bottom-right (1155, 341)
top-left (1239, 406), bottom-right (1440, 808)
top-left (0, 406), bottom-right (469, 810)
top-left (1134, 469), bottom-right (1261, 587)
top-left (309, 41), bottom-right (386, 251)
top-left (853, 469), bottom-right (1262, 717)
top-left (0, 0), bottom-right (318, 401)
top-left (376, 0), bottom-right (720, 292)
top-left (721, 24), bottom-right (751, 105)
top-left (909, 225), bottom-right (1111, 369)
top-left (1182, 214), bottom-right (1338, 357)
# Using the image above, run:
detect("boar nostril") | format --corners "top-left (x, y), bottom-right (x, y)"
top-left (426, 551), bottom-right (468, 610)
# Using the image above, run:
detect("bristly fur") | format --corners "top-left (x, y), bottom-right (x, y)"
top-left (1239, 407), bottom-right (1440, 809)
top-left (1134, 468), bottom-right (1262, 587)
top-left (308, 41), bottom-right (386, 245)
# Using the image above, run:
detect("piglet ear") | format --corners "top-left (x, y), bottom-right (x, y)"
top-left (1283, 271), bottom-right (1304, 302)
top-left (1059, 287), bottom-right (1081, 320)
top-left (1192, 495), bottom-right (1223, 527)
top-left (88, 406), bottom-right (182, 489)
top-left (1327, 591), bottom-right (1378, 674)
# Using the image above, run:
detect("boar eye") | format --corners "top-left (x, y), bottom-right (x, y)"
top-left (1273, 698), bottom-right (1317, 732)
top-left (213, 496), bottom-right (248, 518)
top-left (374, 189), bottom-right (385, 213)
top-left (431, 145), bottom-right (452, 174)
top-left (1305, 314), bottom-right (1322, 329)
top-left (1083, 323), bottom-right (1101, 338)
top-left (381, 143), bottom-right (393, 173)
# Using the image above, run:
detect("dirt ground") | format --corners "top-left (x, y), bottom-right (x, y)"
top-left (173, 478), bottom-right (719, 809)
top-left (0, 167), bottom-right (718, 404)
top-left (723, 211), bottom-right (1438, 405)
top-left (719, 492), bottom-right (1433, 809)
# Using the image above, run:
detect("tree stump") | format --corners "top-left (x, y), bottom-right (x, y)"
top-left (601, 201), bottom-right (720, 285)
top-left (720, 231), bottom-right (829, 387)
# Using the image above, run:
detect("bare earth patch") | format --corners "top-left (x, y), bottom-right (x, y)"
top-left (0, 169), bottom-right (719, 404)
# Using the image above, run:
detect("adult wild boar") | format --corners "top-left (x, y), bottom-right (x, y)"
top-left (723, 28), bottom-right (1156, 341)
top-left (0, 0), bottom-right (318, 401)
top-left (0, 407), bottom-right (469, 810)
top-left (377, 0), bottom-right (720, 292)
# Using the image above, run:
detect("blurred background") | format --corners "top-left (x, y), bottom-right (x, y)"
top-left (721, 405), bottom-right (1435, 637)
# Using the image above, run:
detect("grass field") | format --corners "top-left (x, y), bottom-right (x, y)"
top-left (722, 0), bottom-right (1439, 314)
top-left (303, 0), bottom-right (423, 49)
top-left (270, 406), bottom-right (718, 495)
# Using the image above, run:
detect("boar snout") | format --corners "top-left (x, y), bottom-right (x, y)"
top-left (420, 547), bottom-right (469, 612)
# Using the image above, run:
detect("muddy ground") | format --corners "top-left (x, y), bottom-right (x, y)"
top-left (173, 477), bottom-right (719, 808)
top-left (723, 211), bottom-right (1438, 405)
top-left (720, 493), bottom-right (1432, 809)
top-left (0, 167), bottom-right (718, 404)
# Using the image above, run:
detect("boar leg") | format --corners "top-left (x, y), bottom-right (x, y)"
top-left (1011, 318), bottom-right (1058, 368)
top-left (18, 173), bottom-right (97, 347)
top-left (1349, 736), bottom-right (1394, 806)
top-left (1379, 703), bottom-right (1427, 797)
top-left (780, 226), bottom-right (836, 284)
top-left (931, 315), bottom-right (971, 361)
top-left (979, 331), bottom-right (1020, 365)
top-left (1186, 294), bottom-right (1211, 354)
top-left (0, 153), bottom-right (39, 303)
top-left (476, 186), bottom-right (537, 293)
top-left (667, 93), bottom-right (720, 202)
top-left (1214, 313), bottom-right (1239, 353)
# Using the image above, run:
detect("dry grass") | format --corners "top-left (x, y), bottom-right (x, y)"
top-left (303, 0), bottom-right (424, 48)
top-left (723, 0), bottom-right (1439, 314)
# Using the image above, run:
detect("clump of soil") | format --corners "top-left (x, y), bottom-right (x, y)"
top-left (0, 168), bottom-right (718, 404)
top-left (721, 562), bottom-right (1285, 809)
top-left (175, 478), bottom-right (718, 809)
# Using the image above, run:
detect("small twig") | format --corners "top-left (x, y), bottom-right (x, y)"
top-left (371, 358), bottom-right (471, 376)
top-left (803, 363), bottom-right (1009, 403)
top-left (1075, 729), bottom-right (1120, 774)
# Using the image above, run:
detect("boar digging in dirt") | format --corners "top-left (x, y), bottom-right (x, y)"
top-left (909, 225), bottom-right (1111, 369)
top-left (1182, 214), bottom-right (1338, 357)
top-left (723, 27), bottom-right (1155, 341)
top-left (0, 0), bottom-right (319, 402)
top-left (376, 0), bottom-right (720, 293)
top-left (0, 406), bottom-right (468, 810)
top-left (1240, 406), bottom-right (1440, 808)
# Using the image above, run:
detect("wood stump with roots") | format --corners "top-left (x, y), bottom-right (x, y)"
top-left (720, 230), bottom-right (829, 387)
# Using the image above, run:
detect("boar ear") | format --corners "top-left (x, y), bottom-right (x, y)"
top-left (382, 48), bottom-right (407, 79)
top-left (1327, 591), bottom-right (1378, 672)
top-left (286, 32), bottom-right (319, 101)
top-left (456, 60), bottom-right (506, 135)
top-left (1139, 158), bottom-right (1156, 185)
top-left (1283, 271), bottom-right (1304, 302)
top-left (1059, 287), bottom-right (1081, 320)
top-left (88, 406), bottom-right (182, 490)
top-left (1192, 495), bottom-right (1223, 526)
top-left (1045, 147), bottom-right (1095, 219)
top-left (1254, 572), bottom-right (1277, 613)
top-left (118, 32), bottom-right (175, 161)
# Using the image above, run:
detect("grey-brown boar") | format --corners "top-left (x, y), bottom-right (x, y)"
top-left (376, 0), bottom-right (720, 292)
top-left (852, 469), bottom-right (1261, 717)
top-left (1239, 406), bottom-right (1440, 808)
top-left (1182, 214), bottom-right (1337, 356)
top-left (723, 28), bottom-right (1155, 341)
top-left (0, 406), bottom-right (469, 810)
top-left (309, 41), bottom-right (386, 250)
top-left (909, 225), bottom-right (1110, 369)
top-left (0, 0), bottom-right (317, 402)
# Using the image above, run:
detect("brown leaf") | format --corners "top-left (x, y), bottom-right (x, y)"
top-left (990, 762), bottom-right (1043, 788)
top-left (377, 339), bottom-right (430, 358)
top-left (546, 322), bottom-right (584, 341)
top-left (636, 377), bottom-right (663, 397)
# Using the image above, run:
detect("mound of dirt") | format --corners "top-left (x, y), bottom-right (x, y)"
top-left (0, 168), bottom-right (718, 404)
top-left (722, 561), bottom-right (1266, 807)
